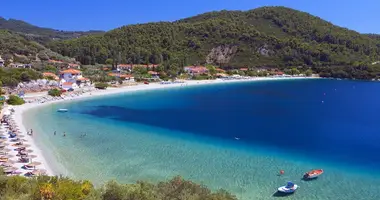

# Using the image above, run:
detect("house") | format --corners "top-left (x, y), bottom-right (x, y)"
top-left (184, 66), bottom-right (208, 75)
top-left (216, 68), bottom-right (226, 73)
top-left (43, 72), bottom-right (59, 80)
top-left (239, 68), bottom-right (248, 71)
top-left (117, 64), bottom-right (133, 71)
top-left (61, 82), bottom-right (78, 90)
top-left (148, 71), bottom-right (159, 78)
top-left (68, 63), bottom-right (81, 69)
top-left (48, 60), bottom-right (64, 64)
top-left (59, 69), bottom-right (89, 89)
top-left (9, 63), bottom-right (30, 68)
top-left (0, 56), bottom-right (4, 67)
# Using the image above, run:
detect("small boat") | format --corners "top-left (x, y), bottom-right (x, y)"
top-left (57, 109), bottom-right (68, 112)
top-left (303, 169), bottom-right (323, 179)
top-left (278, 181), bottom-right (298, 193)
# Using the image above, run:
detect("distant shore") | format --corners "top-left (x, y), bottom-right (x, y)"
top-left (12, 76), bottom-right (318, 176)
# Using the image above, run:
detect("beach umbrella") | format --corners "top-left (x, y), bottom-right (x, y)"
top-left (26, 154), bottom-right (37, 162)
top-left (31, 169), bottom-right (46, 176)
top-left (28, 161), bottom-right (42, 169)
top-left (0, 148), bottom-right (12, 153)
top-left (14, 144), bottom-right (30, 148)
top-left (0, 154), bottom-right (14, 158)
top-left (3, 166), bottom-right (18, 173)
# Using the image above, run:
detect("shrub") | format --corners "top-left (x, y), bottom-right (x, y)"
top-left (94, 82), bottom-right (108, 89)
top-left (6, 95), bottom-right (25, 105)
top-left (48, 88), bottom-right (62, 97)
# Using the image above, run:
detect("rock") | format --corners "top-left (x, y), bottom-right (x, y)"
top-left (206, 45), bottom-right (238, 64)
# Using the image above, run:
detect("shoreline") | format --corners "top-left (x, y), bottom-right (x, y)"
top-left (12, 76), bottom-right (318, 176)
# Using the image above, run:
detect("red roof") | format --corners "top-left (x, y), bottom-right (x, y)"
top-left (240, 68), bottom-right (248, 71)
top-left (62, 82), bottom-right (73, 86)
top-left (60, 69), bottom-right (81, 74)
top-left (42, 72), bottom-right (59, 80)
top-left (77, 77), bottom-right (89, 81)
top-left (68, 63), bottom-right (80, 67)
top-left (48, 60), bottom-right (64, 64)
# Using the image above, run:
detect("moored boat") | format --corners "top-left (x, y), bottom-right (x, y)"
top-left (57, 109), bottom-right (68, 112)
top-left (303, 169), bottom-right (323, 179)
top-left (278, 181), bottom-right (298, 193)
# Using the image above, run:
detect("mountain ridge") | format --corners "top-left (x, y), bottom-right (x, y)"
top-left (47, 6), bottom-right (380, 69)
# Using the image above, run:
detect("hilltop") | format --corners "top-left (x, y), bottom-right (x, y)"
top-left (0, 17), bottom-right (104, 44)
top-left (48, 6), bottom-right (380, 69)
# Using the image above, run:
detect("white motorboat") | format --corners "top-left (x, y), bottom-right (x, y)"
top-left (278, 181), bottom-right (298, 193)
top-left (57, 109), bottom-right (68, 112)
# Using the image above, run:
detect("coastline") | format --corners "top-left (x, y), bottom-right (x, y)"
top-left (12, 76), bottom-right (318, 176)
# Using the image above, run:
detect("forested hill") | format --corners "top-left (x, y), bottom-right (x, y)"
top-left (0, 17), bottom-right (104, 44)
top-left (48, 6), bottom-right (380, 68)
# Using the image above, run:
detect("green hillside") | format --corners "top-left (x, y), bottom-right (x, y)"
top-left (48, 6), bottom-right (380, 69)
top-left (0, 30), bottom-right (74, 63)
top-left (0, 17), bottom-right (104, 44)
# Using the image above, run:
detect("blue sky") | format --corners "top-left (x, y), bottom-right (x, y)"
top-left (1, 0), bottom-right (379, 33)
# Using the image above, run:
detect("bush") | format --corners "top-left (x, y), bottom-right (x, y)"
top-left (48, 88), bottom-right (62, 97)
top-left (94, 82), bottom-right (108, 89)
top-left (6, 95), bottom-right (25, 105)
top-left (0, 174), bottom-right (237, 200)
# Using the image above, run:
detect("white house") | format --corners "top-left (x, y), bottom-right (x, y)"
top-left (0, 56), bottom-right (4, 67)
top-left (59, 69), bottom-right (89, 90)
top-left (61, 82), bottom-right (79, 90)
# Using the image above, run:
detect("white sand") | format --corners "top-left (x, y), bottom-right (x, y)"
top-left (9, 76), bottom-right (318, 176)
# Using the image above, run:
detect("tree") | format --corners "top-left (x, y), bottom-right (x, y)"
top-left (48, 88), bottom-right (62, 97)
top-left (206, 64), bottom-right (217, 78)
top-left (291, 68), bottom-right (300, 75)
top-left (94, 82), bottom-right (108, 89)
top-left (20, 72), bottom-right (31, 82)
top-left (105, 58), bottom-right (114, 65)
top-left (7, 95), bottom-right (25, 105)
top-left (305, 69), bottom-right (313, 76)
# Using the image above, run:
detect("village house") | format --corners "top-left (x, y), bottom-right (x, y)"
top-left (184, 66), bottom-right (208, 75)
top-left (0, 56), bottom-right (4, 67)
top-left (42, 72), bottom-right (59, 80)
top-left (59, 69), bottom-right (89, 90)
top-left (67, 63), bottom-right (81, 69)
top-left (239, 68), bottom-right (249, 71)
top-left (108, 73), bottom-right (135, 82)
top-left (8, 63), bottom-right (32, 68)
top-left (148, 71), bottom-right (159, 79)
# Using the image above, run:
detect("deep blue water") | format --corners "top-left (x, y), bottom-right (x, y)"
top-left (78, 79), bottom-right (380, 170)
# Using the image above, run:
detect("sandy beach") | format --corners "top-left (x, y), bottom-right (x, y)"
top-left (8, 76), bottom-right (317, 176)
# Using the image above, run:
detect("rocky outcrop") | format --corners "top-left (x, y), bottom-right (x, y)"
top-left (5, 79), bottom-right (60, 94)
top-left (257, 44), bottom-right (272, 57)
top-left (206, 45), bottom-right (238, 64)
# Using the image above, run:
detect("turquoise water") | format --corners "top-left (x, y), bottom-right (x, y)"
top-left (25, 79), bottom-right (380, 200)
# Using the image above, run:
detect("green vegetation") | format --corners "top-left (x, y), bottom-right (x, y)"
top-left (49, 6), bottom-right (380, 71)
top-left (0, 68), bottom-right (42, 87)
top-left (48, 88), bottom-right (62, 96)
top-left (6, 95), bottom-right (25, 105)
top-left (0, 30), bottom-right (76, 63)
top-left (0, 172), bottom-right (236, 200)
top-left (0, 17), bottom-right (104, 44)
top-left (94, 82), bottom-right (109, 89)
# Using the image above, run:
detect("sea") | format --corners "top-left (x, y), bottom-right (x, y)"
top-left (24, 79), bottom-right (380, 200)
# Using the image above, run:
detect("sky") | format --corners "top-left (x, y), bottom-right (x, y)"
top-left (1, 0), bottom-right (380, 33)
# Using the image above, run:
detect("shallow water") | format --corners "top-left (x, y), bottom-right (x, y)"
top-left (25, 79), bottom-right (380, 199)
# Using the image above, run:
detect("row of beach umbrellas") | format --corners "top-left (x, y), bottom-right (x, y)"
top-left (0, 114), bottom-right (45, 176)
